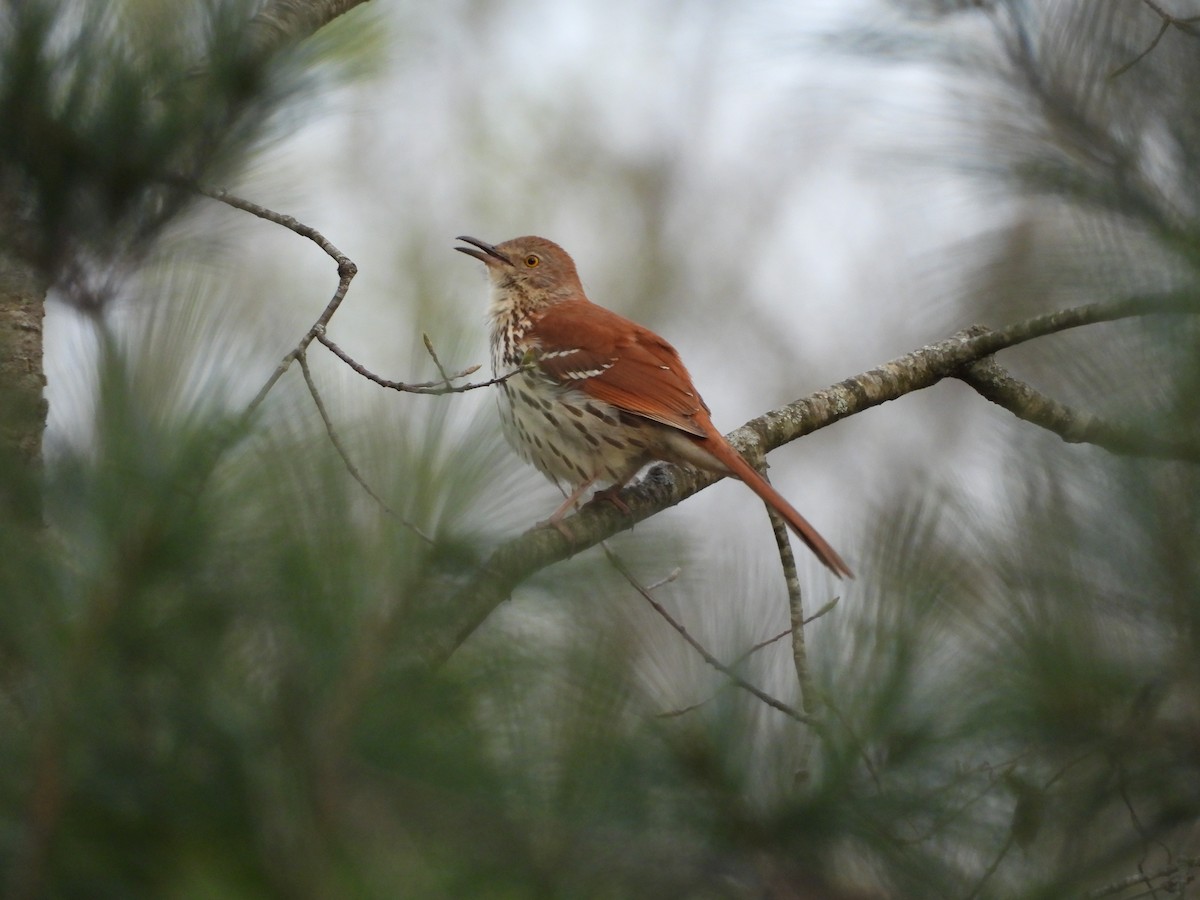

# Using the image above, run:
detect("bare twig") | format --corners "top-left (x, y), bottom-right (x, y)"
top-left (963, 833), bottom-right (1016, 900)
top-left (1115, 761), bottom-right (1174, 898)
top-left (296, 351), bottom-right (433, 543)
top-left (819, 693), bottom-right (884, 791)
top-left (747, 597), bottom-right (841, 658)
top-left (760, 476), bottom-right (816, 718)
top-left (656, 597), bottom-right (840, 720)
top-left (956, 752), bottom-right (1096, 899)
top-left (1110, 18), bottom-right (1171, 80)
top-left (645, 567), bottom-right (682, 592)
top-left (957, 356), bottom-right (1200, 463)
top-left (897, 758), bottom-right (1021, 847)
top-left (201, 188), bottom-right (508, 406)
top-left (602, 545), bottom-right (812, 725)
top-left (1111, 0), bottom-right (1200, 78)
top-left (1087, 859), bottom-right (1200, 899)
top-left (316, 330), bottom-right (510, 395)
top-left (657, 699), bottom-right (710, 719)
top-left (422, 332), bottom-right (454, 384)
top-left (194, 185), bottom-right (358, 417)
top-left (199, 188), bottom-right (512, 534)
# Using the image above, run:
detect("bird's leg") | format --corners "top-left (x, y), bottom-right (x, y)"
top-left (589, 484), bottom-right (633, 515)
top-left (541, 472), bottom-right (637, 537)
top-left (540, 477), bottom-right (597, 536)
top-left (590, 466), bottom-right (640, 516)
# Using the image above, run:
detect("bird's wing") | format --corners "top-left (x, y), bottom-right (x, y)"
top-left (531, 299), bottom-right (709, 437)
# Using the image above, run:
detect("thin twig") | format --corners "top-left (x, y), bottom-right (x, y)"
top-left (656, 597), bottom-right (840, 719)
top-left (745, 597), bottom-right (841, 658)
top-left (297, 351), bottom-right (434, 544)
top-left (202, 186), bottom-right (509, 405)
top-left (1110, 18), bottom-right (1171, 79)
top-left (198, 187), bottom-right (510, 534)
top-left (963, 833), bottom-right (1016, 900)
top-left (897, 760), bottom-right (1018, 847)
top-left (194, 185), bottom-right (358, 417)
top-left (820, 692), bottom-right (884, 791)
top-left (422, 332), bottom-right (454, 384)
top-left (1111, 0), bottom-right (1200, 78)
top-left (957, 751), bottom-right (1096, 899)
top-left (1116, 761), bottom-right (1173, 898)
top-left (745, 598), bottom-right (841, 659)
top-left (645, 567), bottom-right (682, 592)
top-left (657, 699), bottom-right (710, 719)
top-left (1142, 0), bottom-right (1200, 35)
top-left (1087, 859), bottom-right (1200, 899)
top-left (760, 488), bottom-right (822, 784)
top-left (602, 545), bottom-right (812, 725)
top-left (316, 330), bottom-right (508, 394)
top-left (759, 473), bottom-right (816, 717)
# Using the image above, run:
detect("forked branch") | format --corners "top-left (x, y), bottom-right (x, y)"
top-left (194, 190), bottom-right (1199, 677)
top-left (415, 292), bottom-right (1199, 667)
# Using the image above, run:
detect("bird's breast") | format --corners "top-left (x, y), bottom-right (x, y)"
top-left (494, 369), bottom-right (659, 488)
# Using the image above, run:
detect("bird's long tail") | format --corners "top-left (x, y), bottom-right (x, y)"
top-left (702, 436), bottom-right (854, 579)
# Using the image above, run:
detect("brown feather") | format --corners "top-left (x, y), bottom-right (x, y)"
top-left (533, 300), bottom-right (709, 436)
top-left (463, 235), bottom-right (853, 578)
top-left (533, 301), bottom-right (853, 578)
top-left (692, 424), bottom-right (855, 579)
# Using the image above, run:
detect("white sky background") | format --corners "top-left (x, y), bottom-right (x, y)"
top-left (44, 0), bottom-right (1038, 702)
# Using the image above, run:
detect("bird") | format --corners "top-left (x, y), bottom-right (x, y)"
top-left (455, 235), bottom-right (852, 578)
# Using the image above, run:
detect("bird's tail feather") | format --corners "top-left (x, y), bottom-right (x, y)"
top-left (704, 438), bottom-right (854, 579)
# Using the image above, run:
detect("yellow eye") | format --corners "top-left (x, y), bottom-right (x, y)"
top-left (524, 254), bottom-right (540, 267)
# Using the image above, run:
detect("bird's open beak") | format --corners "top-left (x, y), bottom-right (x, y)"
top-left (455, 236), bottom-right (512, 267)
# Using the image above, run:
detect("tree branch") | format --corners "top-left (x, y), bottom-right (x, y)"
top-left (957, 356), bottom-right (1200, 463)
top-left (764, 494), bottom-right (816, 719)
top-left (412, 292), bottom-right (1198, 668)
top-left (192, 184), bottom-right (358, 418)
top-left (316, 330), bottom-right (514, 395)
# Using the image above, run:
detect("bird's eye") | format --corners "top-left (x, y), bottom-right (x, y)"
top-left (524, 254), bottom-right (540, 268)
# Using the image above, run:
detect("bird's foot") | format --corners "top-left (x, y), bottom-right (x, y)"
top-left (590, 485), bottom-right (633, 516)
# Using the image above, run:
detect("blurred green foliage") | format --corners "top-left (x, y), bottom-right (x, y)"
top-left (3, 343), bottom-right (1198, 897)
top-left (1, 0), bottom-right (1199, 898)
top-left (0, 0), bottom-right (301, 280)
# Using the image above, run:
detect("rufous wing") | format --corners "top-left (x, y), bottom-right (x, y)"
top-left (531, 299), bottom-right (853, 578)
top-left (531, 299), bottom-right (709, 437)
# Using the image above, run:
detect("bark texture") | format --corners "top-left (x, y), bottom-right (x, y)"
top-left (0, 192), bottom-right (47, 470)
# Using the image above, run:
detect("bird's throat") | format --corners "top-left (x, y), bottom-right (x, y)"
top-left (488, 284), bottom-right (539, 373)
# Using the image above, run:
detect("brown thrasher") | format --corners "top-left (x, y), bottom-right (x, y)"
top-left (455, 235), bottom-right (853, 578)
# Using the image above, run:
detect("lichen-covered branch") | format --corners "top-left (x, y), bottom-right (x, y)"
top-left (417, 292), bottom-right (1199, 667)
top-left (958, 356), bottom-right (1200, 463)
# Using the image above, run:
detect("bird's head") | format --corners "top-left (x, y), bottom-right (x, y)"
top-left (456, 235), bottom-right (583, 299)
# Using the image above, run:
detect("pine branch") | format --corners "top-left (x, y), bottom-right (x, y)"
top-left (957, 356), bottom-right (1200, 462)
top-left (415, 292), bottom-right (1200, 667)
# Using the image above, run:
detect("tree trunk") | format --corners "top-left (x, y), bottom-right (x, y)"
top-left (0, 191), bottom-right (47, 516)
